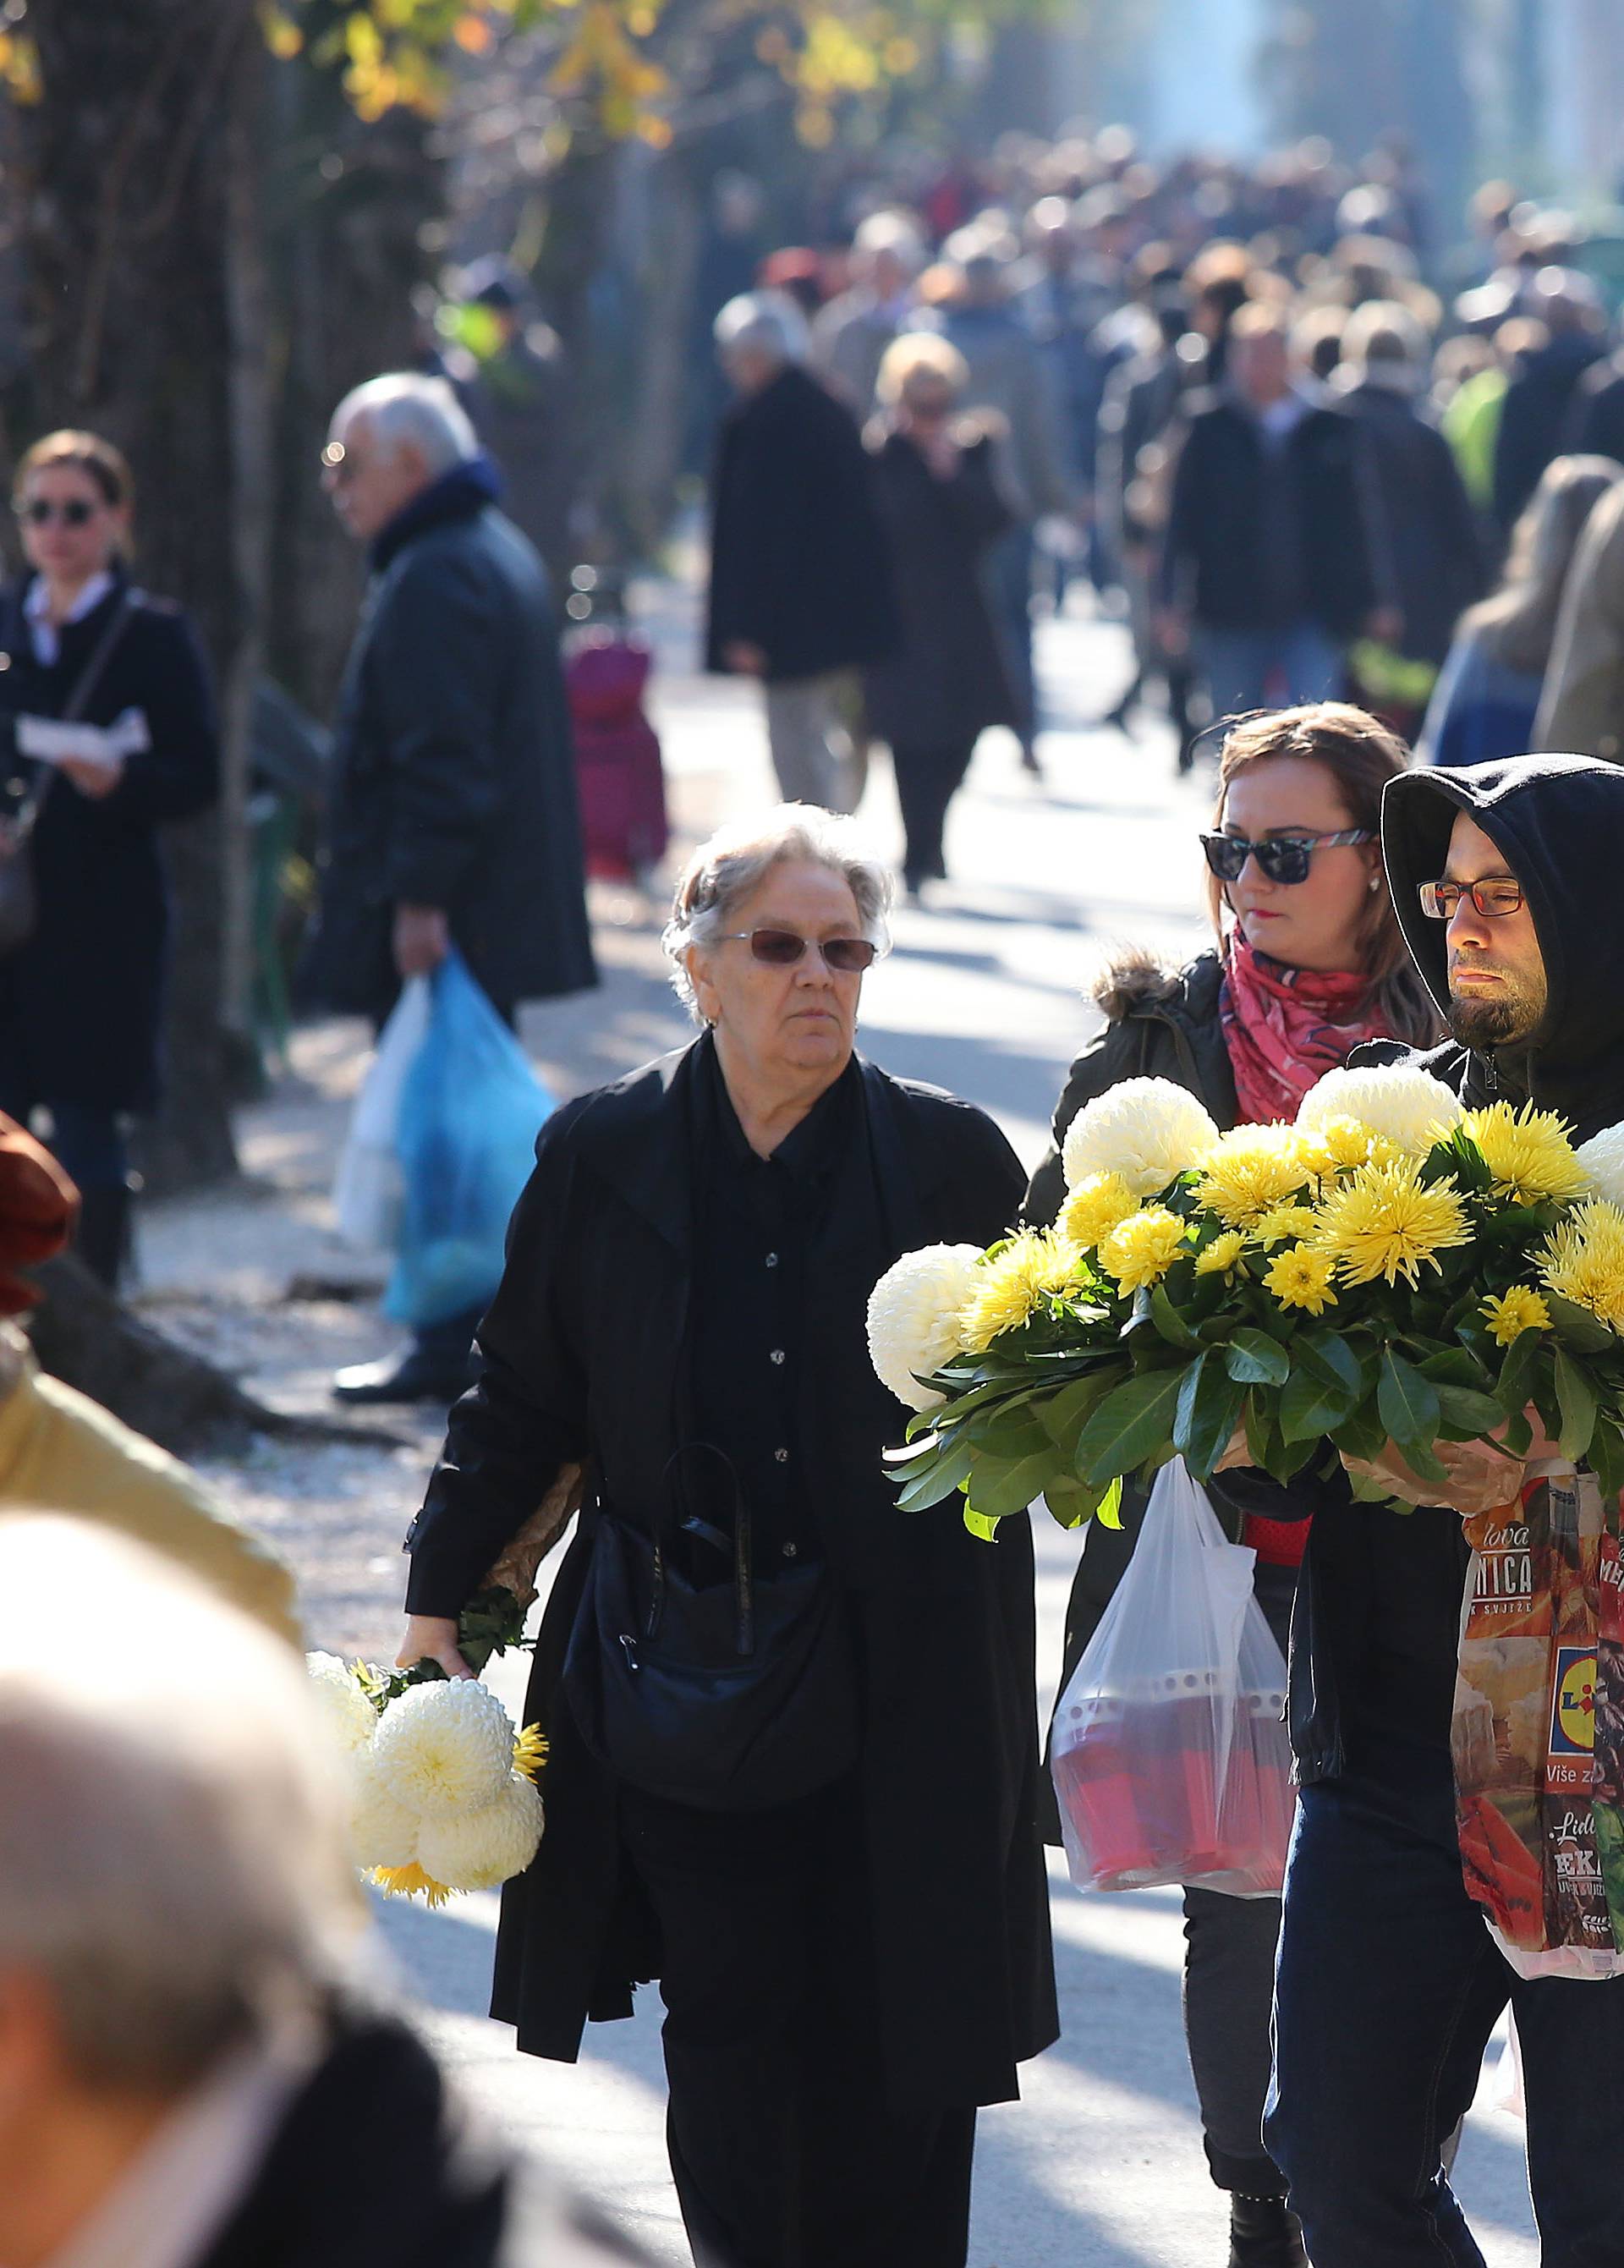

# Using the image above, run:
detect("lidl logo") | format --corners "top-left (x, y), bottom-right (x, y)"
top-left (1550, 1646), bottom-right (1598, 1756)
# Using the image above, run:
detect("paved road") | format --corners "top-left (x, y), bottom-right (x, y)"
top-left (368, 596), bottom-right (1542, 2266)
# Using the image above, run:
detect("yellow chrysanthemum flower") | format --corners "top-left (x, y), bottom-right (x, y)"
top-left (1458, 1102), bottom-right (1590, 1207)
top-left (370, 1860), bottom-right (455, 1909)
top-left (1297, 1113), bottom-right (1377, 1175)
top-left (1194, 1229), bottom-right (1247, 1277)
top-left (1250, 1202), bottom-right (1320, 1249)
top-left (1535, 1200), bottom-right (1624, 1332)
top-left (1262, 1243), bottom-right (1338, 1315)
top-left (1097, 1205), bottom-right (1189, 1292)
top-left (1193, 1123), bottom-right (1316, 1225)
top-left (1058, 1170), bottom-right (1140, 1251)
top-left (1312, 1157), bottom-right (1473, 1287)
top-left (959, 1231), bottom-right (1084, 1352)
top-left (512, 1724), bottom-right (549, 1783)
top-left (1480, 1286), bottom-right (1552, 1346)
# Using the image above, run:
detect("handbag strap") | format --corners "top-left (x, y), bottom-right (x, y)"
top-left (8, 586), bottom-right (143, 840)
top-left (658, 1442), bottom-right (754, 1657)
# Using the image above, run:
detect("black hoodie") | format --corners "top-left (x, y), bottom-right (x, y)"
top-left (1372, 751), bottom-right (1624, 1140)
top-left (1292, 754), bottom-right (1624, 1787)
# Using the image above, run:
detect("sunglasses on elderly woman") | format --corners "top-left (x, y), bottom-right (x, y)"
top-left (18, 498), bottom-right (97, 529)
top-left (719, 928), bottom-right (878, 972)
top-left (1199, 827), bottom-right (1374, 886)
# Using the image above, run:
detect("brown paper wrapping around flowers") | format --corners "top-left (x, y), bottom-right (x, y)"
top-left (480, 1460), bottom-right (586, 1608)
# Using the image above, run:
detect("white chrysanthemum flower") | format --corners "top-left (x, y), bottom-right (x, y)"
top-left (305, 1651), bottom-right (379, 1756)
top-left (370, 1680), bottom-right (516, 1820)
top-left (417, 1774), bottom-right (545, 1892)
top-left (348, 1755), bottom-right (422, 1870)
top-left (1296, 1064), bottom-right (1464, 1156)
top-left (867, 1243), bottom-right (985, 1411)
top-left (1575, 1122), bottom-right (1624, 1207)
top-left (1061, 1077), bottom-right (1221, 1199)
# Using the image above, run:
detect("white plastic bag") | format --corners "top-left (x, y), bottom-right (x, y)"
top-left (332, 976), bottom-right (432, 1251)
top-left (1051, 1458), bottom-right (1297, 1896)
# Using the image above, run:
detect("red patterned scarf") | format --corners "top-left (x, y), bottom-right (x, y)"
top-left (1219, 930), bottom-right (1389, 1126)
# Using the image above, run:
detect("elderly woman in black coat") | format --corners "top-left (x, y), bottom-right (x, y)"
top-left (864, 334), bottom-right (1017, 898)
top-left (398, 805), bottom-right (1056, 2268)
top-left (0, 431), bottom-right (217, 1281)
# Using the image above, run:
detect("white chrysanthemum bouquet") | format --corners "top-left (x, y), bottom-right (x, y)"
top-left (870, 1066), bottom-right (1624, 1538)
top-left (307, 1630), bottom-right (546, 1907)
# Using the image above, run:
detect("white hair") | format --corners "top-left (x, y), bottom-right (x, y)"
top-left (0, 1517), bottom-right (361, 2095)
top-left (661, 805), bottom-right (893, 1019)
top-left (331, 371), bottom-right (479, 476)
top-left (712, 291), bottom-right (810, 369)
top-left (853, 211), bottom-right (924, 274)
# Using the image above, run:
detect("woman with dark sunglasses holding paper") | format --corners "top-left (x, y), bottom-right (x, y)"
top-left (0, 431), bottom-right (217, 1282)
top-left (397, 804), bottom-right (1057, 2268)
top-left (1026, 702), bottom-right (1439, 2268)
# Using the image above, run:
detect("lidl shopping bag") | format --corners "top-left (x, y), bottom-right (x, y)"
top-left (384, 952), bottom-right (555, 1331)
top-left (332, 975), bottom-right (433, 1251)
top-left (1454, 1467), bottom-right (1624, 1978)
top-left (1051, 1458), bottom-right (1296, 1897)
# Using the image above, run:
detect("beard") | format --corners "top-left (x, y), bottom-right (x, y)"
top-left (1446, 971), bottom-right (1544, 1049)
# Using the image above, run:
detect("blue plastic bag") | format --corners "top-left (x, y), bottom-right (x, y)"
top-left (385, 951), bottom-right (555, 1330)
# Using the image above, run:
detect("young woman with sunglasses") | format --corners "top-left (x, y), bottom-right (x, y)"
top-left (1025, 702), bottom-right (1439, 2268)
top-left (0, 432), bottom-right (217, 1280)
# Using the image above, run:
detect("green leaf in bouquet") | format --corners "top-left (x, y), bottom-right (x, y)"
top-left (1173, 1352), bottom-right (1246, 1480)
top-left (1225, 1328), bottom-right (1292, 1387)
top-left (964, 1449), bottom-right (1063, 1521)
top-left (1493, 1321), bottom-right (1544, 1420)
top-left (1149, 1283), bottom-right (1202, 1351)
top-left (894, 1436), bottom-right (979, 1512)
top-left (962, 1400), bottom-right (1052, 1458)
top-left (1499, 1407), bottom-right (1533, 1457)
top-left (1589, 1413), bottom-right (1624, 1496)
top-left (1333, 1396), bottom-right (1389, 1465)
top-left (1094, 1476), bottom-right (1125, 1529)
top-left (1075, 1367), bottom-right (1185, 1486)
top-left (1544, 1291), bottom-right (1618, 1356)
top-left (963, 1508), bottom-right (1002, 1543)
top-left (1037, 1368), bottom-right (1121, 1453)
top-left (1432, 1381), bottom-right (1506, 1439)
top-left (1377, 1348), bottom-right (1440, 1453)
top-left (1418, 1346), bottom-right (1494, 1392)
top-left (1298, 1331), bottom-right (1365, 1400)
top-left (1555, 1347), bottom-right (1599, 1463)
top-left (1043, 1471), bottom-right (1122, 1530)
top-left (1279, 1361), bottom-right (1359, 1443)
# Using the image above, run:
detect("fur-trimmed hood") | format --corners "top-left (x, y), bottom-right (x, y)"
top-left (1089, 944), bottom-right (1208, 1024)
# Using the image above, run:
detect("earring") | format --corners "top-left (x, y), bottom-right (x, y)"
top-left (1369, 876), bottom-right (1382, 893)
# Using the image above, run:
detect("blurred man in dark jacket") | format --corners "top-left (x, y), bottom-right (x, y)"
top-left (306, 372), bottom-right (596, 1404)
top-left (706, 293), bottom-right (898, 811)
top-left (456, 257), bottom-right (575, 607)
top-left (1491, 270), bottom-right (1606, 534)
top-left (1158, 301), bottom-right (1380, 720)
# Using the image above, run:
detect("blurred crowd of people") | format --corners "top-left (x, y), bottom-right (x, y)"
top-left (694, 126), bottom-right (1624, 894)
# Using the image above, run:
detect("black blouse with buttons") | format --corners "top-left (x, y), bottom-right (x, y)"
top-left (683, 1035), bottom-right (860, 1571)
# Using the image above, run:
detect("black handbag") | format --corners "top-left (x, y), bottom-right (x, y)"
top-left (0, 589), bottom-right (142, 958)
top-left (562, 1443), bottom-right (859, 1811)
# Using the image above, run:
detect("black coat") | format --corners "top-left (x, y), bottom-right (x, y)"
top-left (1159, 389), bottom-right (1376, 638)
top-left (405, 1040), bottom-right (1058, 2108)
top-left (1341, 382), bottom-right (1485, 666)
top-left (1493, 332), bottom-right (1606, 532)
top-left (0, 568), bottom-right (217, 1112)
top-left (196, 2003), bottom-right (650, 2266)
top-left (301, 462), bottom-right (596, 1023)
top-left (861, 425), bottom-right (1016, 751)
top-left (705, 365), bottom-right (900, 684)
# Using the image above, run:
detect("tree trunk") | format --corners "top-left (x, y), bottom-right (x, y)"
top-left (15, 0), bottom-right (262, 1191)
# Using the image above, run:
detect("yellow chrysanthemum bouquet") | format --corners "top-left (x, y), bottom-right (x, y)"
top-left (869, 1063), bottom-right (1624, 1539)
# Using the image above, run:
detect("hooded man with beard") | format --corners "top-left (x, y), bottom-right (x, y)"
top-left (1264, 754), bottom-right (1624, 2268)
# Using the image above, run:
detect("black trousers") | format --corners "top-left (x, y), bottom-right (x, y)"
top-left (892, 744), bottom-right (975, 889)
top-left (619, 1777), bottom-right (977, 2268)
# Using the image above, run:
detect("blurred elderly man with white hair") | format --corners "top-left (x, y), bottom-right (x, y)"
top-left (0, 1516), bottom-right (652, 2268)
top-left (304, 370), bottom-right (596, 1409)
top-left (705, 294), bottom-right (899, 812)
top-left (810, 210), bottom-right (925, 414)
